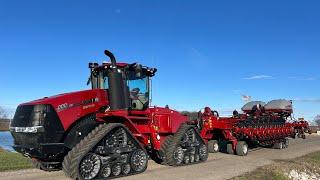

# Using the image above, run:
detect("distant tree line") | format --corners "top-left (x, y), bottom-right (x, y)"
top-left (0, 106), bottom-right (10, 131)
top-left (180, 111), bottom-right (199, 120)
top-left (314, 115), bottom-right (320, 126)
top-left (0, 106), bottom-right (9, 119)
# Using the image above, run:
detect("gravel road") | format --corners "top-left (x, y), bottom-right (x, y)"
top-left (1, 135), bottom-right (319, 180)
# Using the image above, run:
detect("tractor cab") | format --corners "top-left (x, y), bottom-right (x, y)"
top-left (88, 50), bottom-right (157, 111)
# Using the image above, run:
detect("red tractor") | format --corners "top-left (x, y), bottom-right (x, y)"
top-left (10, 50), bottom-right (208, 179)
top-left (197, 100), bottom-right (310, 156)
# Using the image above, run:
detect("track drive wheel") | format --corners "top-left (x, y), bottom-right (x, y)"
top-left (208, 140), bottom-right (219, 153)
top-left (165, 124), bottom-right (208, 166)
top-left (62, 123), bottom-right (148, 180)
top-left (235, 141), bottom-right (248, 156)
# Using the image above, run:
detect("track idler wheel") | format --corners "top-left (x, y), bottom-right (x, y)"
top-left (235, 141), bottom-right (248, 156)
top-left (111, 163), bottom-right (122, 176)
top-left (122, 163), bottom-right (131, 175)
top-left (130, 149), bottom-right (148, 172)
top-left (79, 153), bottom-right (101, 179)
top-left (165, 124), bottom-right (208, 166)
top-left (100, 165), bottom-right (111, 178)
top-left (62, 123), bottom-right (148, 180)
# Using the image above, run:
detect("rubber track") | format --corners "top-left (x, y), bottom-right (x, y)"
top-left (62, 123), bottom-right (126, 179)
top-left (159, 135), bottom-right (173, 165)
top-left (165, 123), bottom-right (206, 166)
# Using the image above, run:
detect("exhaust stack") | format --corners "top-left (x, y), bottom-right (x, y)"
top-left (104, 50), bottom-right (130, 110)
top-left (104, 50), bottom-right (117, 68)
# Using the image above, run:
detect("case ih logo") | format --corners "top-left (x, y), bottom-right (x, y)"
top-left (57, 97), bottom-right (99, 112)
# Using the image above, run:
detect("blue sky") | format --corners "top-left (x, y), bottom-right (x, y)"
top-left (0, 0), bottom-right (319, 121)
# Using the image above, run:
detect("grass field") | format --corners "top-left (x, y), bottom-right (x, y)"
top-left (232, 151), bottom-right (320, 180)
top-left (0, 148), bottom-right (33, 171)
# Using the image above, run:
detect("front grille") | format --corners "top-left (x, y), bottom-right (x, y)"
top-left (11, 104), bottom-right (49, 147)
top-left (11, 132), bottom-right (42, 147)
top-left (11, 105), bottom-right (48, 127)
top-left (11, 104), bottom-right (65, 146)
top-left (10, 104), bottom-right (66, 161)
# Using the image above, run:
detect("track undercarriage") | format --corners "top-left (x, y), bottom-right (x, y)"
top-left (62, 123), bottom-right (148, 180)
top-left (163, 124), bottom-right (208, 166)
top-left (62, 123), bottom-right (209, 179)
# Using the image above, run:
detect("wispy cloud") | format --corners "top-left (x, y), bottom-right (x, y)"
top-left (242, 75), bottom-right (317, 81)
top-left (187, 47), bottom-right (208, 65)
top-left (293, 98), bottom-right (320, 103)
top-left (289, 76), bottom-right (317, 81)
top-left (243, 75), bottom-right (273, 80)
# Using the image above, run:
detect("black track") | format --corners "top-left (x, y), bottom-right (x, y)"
top-left (62, 123), bottom-right (148, 180)
top-left (164, 123), bottom-right (208, 166)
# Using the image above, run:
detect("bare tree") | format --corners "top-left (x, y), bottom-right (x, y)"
top-left (314, 115), bottom-right (320, 126)
top-left (0, 106), bottom-right (8, 119)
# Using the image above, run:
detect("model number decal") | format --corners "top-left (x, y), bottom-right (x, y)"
top-left (56, 97), bottom-right (99, 112)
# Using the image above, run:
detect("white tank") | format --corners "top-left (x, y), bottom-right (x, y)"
top-left (241, 101), bottom-right (266, 112)
top-left (264, 99), bottom-right (292, 111)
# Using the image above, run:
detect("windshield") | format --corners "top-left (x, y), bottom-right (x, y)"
top-left (128, 78), bottom-right (147, 93)
top-left (127, 77), bottom-right (149, 110)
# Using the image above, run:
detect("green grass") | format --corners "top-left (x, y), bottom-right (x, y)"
top-left (0, 148), bottom-right (33, 171)
top-left (232, 151), bottom-right (320, 180)
top-left (301, 150), bottom-right (320, 165)
top-left (232, 167), bottom-right (288, 180)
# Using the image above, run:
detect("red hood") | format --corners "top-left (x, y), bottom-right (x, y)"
top-left (20, 89), bottom-right (99, 105)
top-left (18, 89), bottom-right (109, 130)
top-left (21, 89), bottom-right (107, 106)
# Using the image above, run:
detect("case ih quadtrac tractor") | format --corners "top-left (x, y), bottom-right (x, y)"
top-left (10, 50), bottom-right (208, 179)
